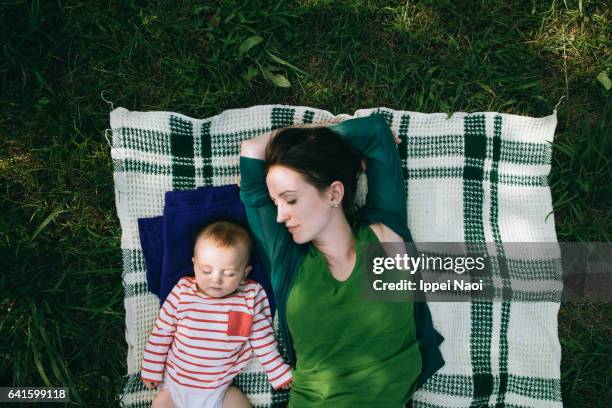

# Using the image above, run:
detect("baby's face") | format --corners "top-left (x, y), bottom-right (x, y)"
top-left (192, 239), bottom-right (251, 298)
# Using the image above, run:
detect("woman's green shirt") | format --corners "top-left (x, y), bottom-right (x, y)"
top-left (286, 225), bottom-right (421, 407)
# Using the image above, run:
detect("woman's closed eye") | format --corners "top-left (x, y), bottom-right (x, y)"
top-left (271, 198), bottom-right (297, 205)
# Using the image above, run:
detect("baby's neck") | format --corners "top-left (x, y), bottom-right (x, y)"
top-left (197, 285), bottom-right (239, 299)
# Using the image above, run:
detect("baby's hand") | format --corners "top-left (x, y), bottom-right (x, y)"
top-left (143, 379), bottom-right (158, 390)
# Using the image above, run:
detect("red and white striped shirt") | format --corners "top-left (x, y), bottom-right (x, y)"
top-left (141, 277), bottom-right (292, 390)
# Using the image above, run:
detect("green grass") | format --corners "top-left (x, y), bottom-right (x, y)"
top-left (1, 0), bottom-right (610, 406)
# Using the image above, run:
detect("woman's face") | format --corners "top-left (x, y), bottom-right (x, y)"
top-left (266, 165), bottom-right (333, 244)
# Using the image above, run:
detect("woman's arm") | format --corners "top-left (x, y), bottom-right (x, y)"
top-left (239, 135), bottom-right (301, 275)
top-left (330, 114), bottom-right (412, 242)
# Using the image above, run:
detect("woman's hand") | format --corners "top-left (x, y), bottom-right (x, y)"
top-left (389, 125), bottom-right (402, 145)
top-left (240, 131), bottom-right (274, 160)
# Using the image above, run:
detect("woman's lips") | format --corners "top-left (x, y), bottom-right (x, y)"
top-left (287, 225), bottom-right (299, 233)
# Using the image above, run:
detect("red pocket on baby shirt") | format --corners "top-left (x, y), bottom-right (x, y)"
top-left (227, 311), bottom-right (253, 337)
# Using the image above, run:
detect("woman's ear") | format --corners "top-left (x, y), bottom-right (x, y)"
top-left (329, 181), bottom-right (345, 207)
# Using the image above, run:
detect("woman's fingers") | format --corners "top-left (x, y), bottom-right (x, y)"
top-left (390, 128), bottom-right (401, 145)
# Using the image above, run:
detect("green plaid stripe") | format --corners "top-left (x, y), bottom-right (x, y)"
top-left (408, 166), bottom-right (548, 185)
top-left (213, 127), bottom-right (271, 149)
top-left (214, 166), bottom-right (241, 179)
top-left (113, 158), bottom-right (170, 175)
top-left (303, 110), bottom-right (315, 124)
top-left (501, 140), bottom-right (552, 165)
top-left (231, 372), bottom-right (272, 406)
top-left (469, 300), bottom-right (494, 405)
top-left (398, 114), bottom-right (410, 182)
top-left (271, 389), bottom-right (291, 407)
top-left (231, 371), bottom-right (290, 407)
top-left (407, 166), bottom-right (464, 179)
top-left (463, 115), bottom-right (487, 243)
top-left (418, 374), bottom-right (561, 401)
top-left (271, 107), bottom-right (295, 129)
top-left (403, 133), bottom-right (550, 164)
top-left (121, 373), bottom-right (150, 408)
top-left (463, 114), bottom-right (494, 407)
top-left (406, 134), bottom-right (463, 158)
top-left (210, 131), bottom-right (243, 158)
top-left (125, 282), bottom-right (148, 298)
top-left (507, 258), bottom-right (562, 280)
top-left (123, 372), bottom-right (147, 394)
top-left (508, 375), bottom-right (562, 401)
top-left (198, 121), bottom-right (213, 185)
top-left (123, 249), bottom-right (146, 275)
top-left (170, 115), bottom-right (196, 190)
top-left (112, 158), bottom-right (124, 173)
top-left (114, 127), bottom-right (171, 155)
top-left (112, 146), bottom-right (548, 188)
top-left (421, 374), bottom-right (473, 397)
top-left (499, 173), bottom-right (549, 187)
top-left (491, 115), bottom-right (510, 407)
top-left (509, 290), bottom-right (563, 302)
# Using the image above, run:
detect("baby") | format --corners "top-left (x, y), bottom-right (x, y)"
top-left (141, 220), bottom-right (292, 408)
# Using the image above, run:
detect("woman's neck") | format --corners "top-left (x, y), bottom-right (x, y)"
top-left (312, 212), bottom-right (355, 267)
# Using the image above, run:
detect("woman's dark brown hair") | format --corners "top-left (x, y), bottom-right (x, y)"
top-left (264, 126), bottom-right (362, 211)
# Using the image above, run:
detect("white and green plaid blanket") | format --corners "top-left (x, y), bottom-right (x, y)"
top-left (111, 105), bottom-right (562, 407)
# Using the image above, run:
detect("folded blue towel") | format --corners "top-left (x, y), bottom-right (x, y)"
top-left (138, 185), bottom-right (275, 312)
top-left (138, 216), bottom-right (163, 297)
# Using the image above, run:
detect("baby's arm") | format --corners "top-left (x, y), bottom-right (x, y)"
top-left (141, 282), bottom-right (181, 387)
top-left (249, 285), bottom-right (292, 390)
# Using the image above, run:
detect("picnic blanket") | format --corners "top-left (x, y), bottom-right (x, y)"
top-left (111, 105), bottom-right (562, 407)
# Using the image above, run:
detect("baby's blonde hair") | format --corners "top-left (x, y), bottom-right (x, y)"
top-left (194, 221), bottom-right (253, 259)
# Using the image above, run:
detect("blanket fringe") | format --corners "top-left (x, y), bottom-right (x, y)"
top-left (101, 90), bottom-right (115, 111)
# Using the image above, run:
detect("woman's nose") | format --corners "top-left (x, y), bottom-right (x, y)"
top-left (276, 204), bottom-right (289, 223)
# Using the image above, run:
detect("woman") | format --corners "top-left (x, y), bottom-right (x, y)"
top-left (239, 114), bottom-right (444, 407)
